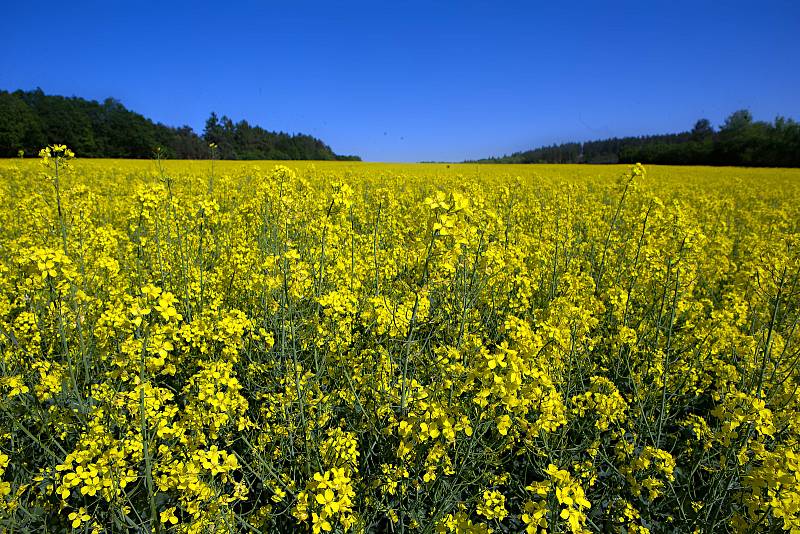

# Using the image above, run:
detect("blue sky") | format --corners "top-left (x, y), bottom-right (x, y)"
top-left (1, 0), bottom-right (798, 161)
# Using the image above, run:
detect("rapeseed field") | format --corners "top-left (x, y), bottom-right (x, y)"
top-left (1, 147), bottom-right (799, 533)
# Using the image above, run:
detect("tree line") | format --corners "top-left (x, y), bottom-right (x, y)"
top-left (0, 89), bottom-right (360, 161)
top-left (470, 110), bottom-right (800, 167)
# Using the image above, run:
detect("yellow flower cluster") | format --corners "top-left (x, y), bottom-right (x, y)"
top-left (522, 464), bottom-right (592, 533)
top-left (294, 468), bottom-right (357, 533)
top-left (476, 489), bottom-right (508, 521)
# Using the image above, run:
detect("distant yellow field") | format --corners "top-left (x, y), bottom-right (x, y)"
top-left (1, 153), bottom-right (799, 532)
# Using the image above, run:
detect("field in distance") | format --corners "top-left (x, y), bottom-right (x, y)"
top-left (0, 154), bottom-right (798, 533)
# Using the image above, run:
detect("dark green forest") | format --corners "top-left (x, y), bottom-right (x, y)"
top-left (471, 111), bottom-right (800, 167)
top-left (0, 89), bottom-right (360, 160)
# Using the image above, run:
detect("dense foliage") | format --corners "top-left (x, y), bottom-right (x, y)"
top-left (0, 90), bottom-right (360, 161)
top-left (202, 113), bottom-right (360, 161)
top-left (1, 152), bottom-right (799, 533)
top-left (473, 111), bottom-right (800, 167)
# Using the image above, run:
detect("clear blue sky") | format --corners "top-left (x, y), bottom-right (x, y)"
top-left (1, 0), bottom-right (798, 162)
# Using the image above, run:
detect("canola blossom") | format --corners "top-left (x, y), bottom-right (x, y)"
top-left (0, 151), bottom-right (799, 533)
